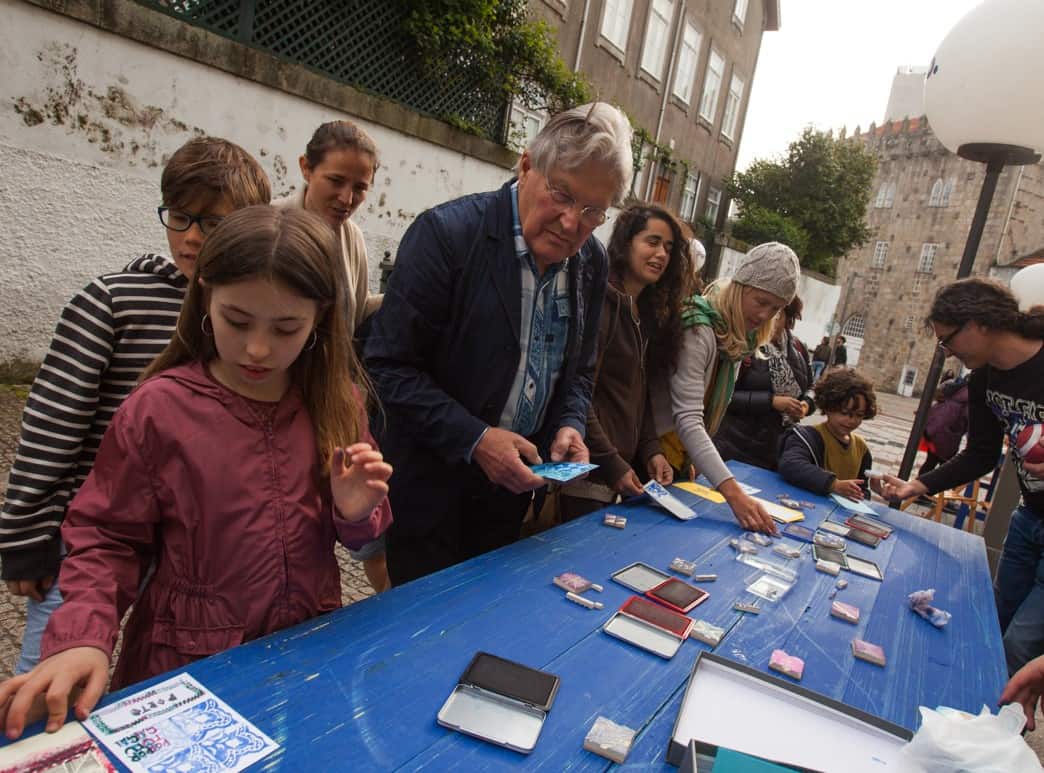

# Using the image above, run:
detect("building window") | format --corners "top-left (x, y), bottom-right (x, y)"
top-left (843, 314), bottom-right (866, 339)
top-left (699, 50), bottom-right (725, 123)
top-left (903, 316), bottom-right (915, 330)
top-left (912, 274), bottom-right (928, 294)
top-left (918, 243), bottom-right (939, 273)
top-left (705, 186), bottom-right (722, 224)
top-left (672, 22), bottom-right (702, 104)
top-left (871, 240), bottom-right (889, 268)
top-left (600, 0), bottom-right (634, 52)
top-left (733, 0), bottom-right (749, 28)
top-left (874, 181), bottom-right (896, 208)
top-left (865, 274), bottom-right (880, 295)
top-left (941, 178), bottom-right (954, 206)
top-left (928, 179), bottom-right (944, 207)
top-left (680, 172), bottom-right (700, 220)
top-left (721, 72), bottom-right (745, 141)
top-left (507, 103), bottom-right (545, 153)
top-left (640, 0), bottom-right (674, 80)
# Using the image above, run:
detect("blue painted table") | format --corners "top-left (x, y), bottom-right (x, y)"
top-left (16, 462), bottom-right (1007, 769)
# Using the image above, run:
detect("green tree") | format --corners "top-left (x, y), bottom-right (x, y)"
top-left (731, 204), bottom-right (810, 258)
top-left (399, 0), bottom-right (591, 137)
top-left (727, 128), bottom-right (876, 276)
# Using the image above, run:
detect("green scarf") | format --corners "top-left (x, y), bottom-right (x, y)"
top-left (680, 295), bottom-right (755, 436)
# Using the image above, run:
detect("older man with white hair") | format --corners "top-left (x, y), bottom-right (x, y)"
top-left (366, 103), bottom-right (633, 584)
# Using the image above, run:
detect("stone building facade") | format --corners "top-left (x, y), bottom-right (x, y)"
top-left (834, 116), bottom-right (1044, 395)
top-left (528, 0), bottom-right (780, 234)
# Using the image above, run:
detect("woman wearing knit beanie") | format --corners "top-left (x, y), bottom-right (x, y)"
top-left (667, 242), bottom-right (801, 532)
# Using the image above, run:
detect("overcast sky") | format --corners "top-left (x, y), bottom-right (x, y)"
top-left (736, 0), bottom-right (983, 171)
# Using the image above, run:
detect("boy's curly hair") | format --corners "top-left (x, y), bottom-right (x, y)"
top-left (814, 368), bottom-right (877, 419)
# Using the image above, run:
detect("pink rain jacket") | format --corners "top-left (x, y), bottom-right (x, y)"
top-left (41, 362), bottom-right (391, 688)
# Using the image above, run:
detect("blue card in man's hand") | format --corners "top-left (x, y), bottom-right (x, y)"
top-left (529, 462), bottom-right (598, 482)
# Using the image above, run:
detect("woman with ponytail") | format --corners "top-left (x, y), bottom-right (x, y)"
top-left (880, 277), bottom-right (1044, 676)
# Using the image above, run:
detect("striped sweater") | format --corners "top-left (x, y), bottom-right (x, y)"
top-left (1, 255), bottom-right (187, 579)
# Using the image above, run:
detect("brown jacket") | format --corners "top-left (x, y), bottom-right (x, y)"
top-left (581, 283), bottom-right (663, 488)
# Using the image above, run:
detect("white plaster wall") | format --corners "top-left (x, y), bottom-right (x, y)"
top-left (0, 0), bottom-right (513, 362)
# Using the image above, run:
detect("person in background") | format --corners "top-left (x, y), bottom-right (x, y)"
top-left (276, 119), bottom-right (389, 592)
top-left (0, 137), bottom-right (270, 675)
top-left (558, 204), bottom-right (693, 519)
top-left (715, 296), bottom-right (815, 472)
top-left (0, 206), bottom-right (392, 739)
top-left (833, 335), bottom-right (848, 366)
top-left (366, 102), bottom-right (631, 585)
top-left (918, 371), bottom-right (970, 477)
top-left (879, 278), bottom-right (1044, 675)
top-left (778, 368), bottom-right (877, 500)
top-left (812, 336), bottom-right (831, 380)
top-left (669, 242), bottom-right (801, 533)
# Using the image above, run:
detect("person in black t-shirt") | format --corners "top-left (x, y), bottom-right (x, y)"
top-left (879, 278), bottom-right (1044, 675)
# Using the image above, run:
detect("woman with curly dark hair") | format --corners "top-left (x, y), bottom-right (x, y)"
top-left (778, 367), bottom-right (877, 499)
top-left (559, 203), bottom-right (694, 519)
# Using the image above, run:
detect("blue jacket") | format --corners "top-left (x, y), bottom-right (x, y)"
top-left (365, 180), bottom-right (608, 534)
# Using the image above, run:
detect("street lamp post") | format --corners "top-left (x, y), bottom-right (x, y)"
top-left (896, 0), bottom-right (1044, 480)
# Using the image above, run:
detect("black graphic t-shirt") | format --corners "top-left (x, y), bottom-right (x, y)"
top-left (920, 343), bottom-right (1044, 514)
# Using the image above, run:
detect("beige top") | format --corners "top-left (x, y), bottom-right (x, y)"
top-left (273, 188), bottom-right (383, 338)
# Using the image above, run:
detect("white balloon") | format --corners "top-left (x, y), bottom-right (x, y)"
top-left (924, 0), bottom-right (1044, 157)
top-left (1010, 264), bottom-right (1044, 311)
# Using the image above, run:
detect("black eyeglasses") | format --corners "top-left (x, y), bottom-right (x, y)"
top-left (545, 181), bottom-right (609, 228)
top-left (937, 322), bottom-right (965, 352)
top-left (157, 207), bottom-right (225, 235)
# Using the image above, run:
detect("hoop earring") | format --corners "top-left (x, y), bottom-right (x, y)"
top-left (200, 314), bottom-right (213, 336)
top-left (304, 330), bottom-right (318, 351)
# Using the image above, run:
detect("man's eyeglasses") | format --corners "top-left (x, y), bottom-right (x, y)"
top-left (545, 182), bottom-right (609, 228)
top-left (157, 207), bottom-right (225, 235)
top-left (937, 322), bottom-right (965, 352)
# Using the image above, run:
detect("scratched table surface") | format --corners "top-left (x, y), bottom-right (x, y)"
top-left (14, 462), bottom-right (1006, 770)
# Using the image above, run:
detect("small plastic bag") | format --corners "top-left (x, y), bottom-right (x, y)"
top-left (898, 704), bottom-right (1043, 772)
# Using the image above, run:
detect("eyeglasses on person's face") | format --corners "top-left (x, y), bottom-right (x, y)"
top-left (936, 322), bottom-right (966, 353)
top-left (157, 207), bottom-right (226, 236)
top-left (544, 181), bottom-right (609, 228)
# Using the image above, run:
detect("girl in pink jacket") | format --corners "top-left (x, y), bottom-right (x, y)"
top-left (0, 205), bottom-right (393, 739)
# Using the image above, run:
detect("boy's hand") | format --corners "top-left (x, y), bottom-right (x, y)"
top-left (5, 577), bottom-right (54, 603)
top-left (0, 646), bottom-right (109, 739)
top-left (331, 443), bottom-right (393, 523)
top-left (831, 479), bottom-right (865, 501)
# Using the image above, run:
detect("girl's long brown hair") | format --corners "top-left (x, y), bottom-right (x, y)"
top-left (606, 203), bottom-right (695, 377)
top-left (143, 205), bottom-right (366, 469)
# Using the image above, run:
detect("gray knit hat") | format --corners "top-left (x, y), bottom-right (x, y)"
top-left (733, 242), bottom-right (800, 302)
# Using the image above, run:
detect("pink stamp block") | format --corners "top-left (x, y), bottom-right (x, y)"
top-left (851, 638), bottom-right (886, 666)
top-left (830, 600), bottom-right (860, 624)
top-left (768, 649), bottom-right (805, 680)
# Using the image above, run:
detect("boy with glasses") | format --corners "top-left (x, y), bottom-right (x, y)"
top-left (0, 137), bottom-right (269, 672)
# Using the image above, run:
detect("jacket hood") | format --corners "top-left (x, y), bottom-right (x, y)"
top-left (122, 254), bottom-right (188, 288)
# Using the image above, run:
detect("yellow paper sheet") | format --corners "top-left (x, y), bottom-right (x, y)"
top-left (675, 481), bottom-right (726, 503)
top-left (755, 497), bottom-right (805, 523)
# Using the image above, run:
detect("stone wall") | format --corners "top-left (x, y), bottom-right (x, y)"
top-left (1, 0), bottom-right (517, 365)
top-left (834, 117), bottom-right (1039, 394)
